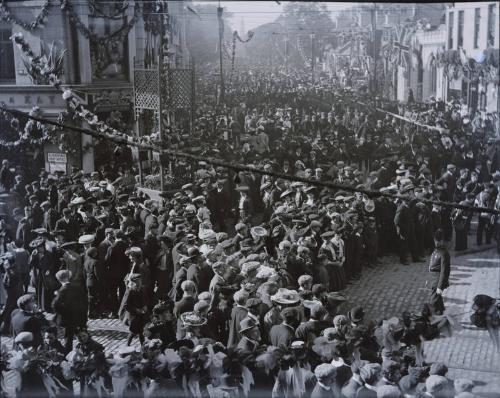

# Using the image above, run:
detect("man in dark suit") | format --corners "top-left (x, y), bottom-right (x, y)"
top-left (436, 164), bottom-right (457, 240)
top-left (41, 201), bottom-right (59, 232)
top-left (54, 208), bottom-right (80, 242)
top-left (10, 294), bottom-right (46, 348)
top-left (105, 230), bottom-right (130, 315)
top-left (52, 270), bottom-right (88, 353)
top-left (428, 229), bottom-right (451, 315)
top-left (236, 317), bottom-right (261, 354)
top-left (15, 206), bottom-right (35, 249)
top-left (394, 187), bottom-right (420, 264)
top-left (208, 179), bottom-right (234, 232)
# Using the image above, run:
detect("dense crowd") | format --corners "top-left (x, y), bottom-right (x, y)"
top-left (0, 68), bottom-right (500, 398)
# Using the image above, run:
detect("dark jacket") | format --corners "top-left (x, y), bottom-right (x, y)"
top-left (10, 309), bottom-right (45, 347)
top-left (227, 305), bottom-right (248, 347)
top-left (269, 323), bottom-right (295, 347)
top-left (106, 239), bottom-right (130, 278)
top-left (119, 288), bottom-right (147, 333)
top-left (429, 245), bottom-right (451, 290)
top-left (84, 255), bottom-right (101, 287)
top-left (356, 386), bottom-right (378, 398)
top-left (52, 282), bottom-right (88, 328)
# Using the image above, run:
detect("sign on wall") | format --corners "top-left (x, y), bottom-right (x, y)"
top-left (47, 152), bottom-right (67, 174)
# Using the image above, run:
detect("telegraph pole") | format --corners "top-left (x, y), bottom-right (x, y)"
top-left (217, 5), bottom-right (225, 107)
top-left (310, 33), bottom-right (315, 83)
top-left (371, 3), bottom-right (378, 100)
top-left (157, 1), bottom-right (168, 192)
top-left (284, 35), bottom-right (288, 71)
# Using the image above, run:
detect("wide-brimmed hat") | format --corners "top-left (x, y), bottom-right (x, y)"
top-left (70, 197), bottom-right (86, 205)
top-left (250, 226), bottom-right (268, 238)
top-left (239, 317), bottom-right (258, 333)
top-left (181, 311), bottom-right (207, 327)
top-left (271, 288), bottom-right (300, 305)
top-left (29, 238), bottom-right (45, 249)
top-left (199, 229), bottom-right (216, 241)
top-left (78, 234), bottom-right (95, 245)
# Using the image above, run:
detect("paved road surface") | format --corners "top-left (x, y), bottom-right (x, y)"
top-left (2, 236), bottom-right (499, 396)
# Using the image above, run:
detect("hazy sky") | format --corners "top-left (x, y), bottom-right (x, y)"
top-left (192, 1), bottom-right (353, 31)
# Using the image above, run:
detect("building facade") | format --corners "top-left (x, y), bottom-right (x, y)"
top-left (413, 26), bottom-right (447, 102)
top-left (0, 0), bottom-right (190, 174)
top-left (443, 2), bottom-right (499, 113)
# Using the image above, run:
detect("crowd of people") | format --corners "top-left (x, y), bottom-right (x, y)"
top-left (0, 67), bottom-right (500, 398)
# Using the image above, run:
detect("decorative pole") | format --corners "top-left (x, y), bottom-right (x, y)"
top-left (310, 33), bottom-right (315, 83)
top-left (217, 5), bottom-right (225, 108)
top-left (158, 0), bottom-right (169, 192)
top-left (372, 3), bottom-right (378, 101)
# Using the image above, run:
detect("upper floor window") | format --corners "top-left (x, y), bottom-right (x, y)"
top-left (0, 27), bottom-right (15, 83)
top-left (448, 11), bottom-right (454, 50)
top-left (474, 8), bottom-right (480, 49)
top-left (487, 4), bottom-right (496, 47)
top-left (457, 10), bottom-right (464, 48)
top-left (88, 8), bottom-right (129, 82)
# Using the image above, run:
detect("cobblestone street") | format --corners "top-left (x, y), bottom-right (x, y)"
top-left (339, 242), bottom-right (500, 396)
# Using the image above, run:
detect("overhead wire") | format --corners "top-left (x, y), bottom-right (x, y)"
top-left (2, 105), bottom-right (499, 216)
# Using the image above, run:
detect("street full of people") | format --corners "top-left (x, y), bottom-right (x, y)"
top-left (0, 67), bottom-right (500, 398)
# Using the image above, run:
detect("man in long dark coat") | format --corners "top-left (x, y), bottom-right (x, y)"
top-left (52, 269), bottom-right (88, 353)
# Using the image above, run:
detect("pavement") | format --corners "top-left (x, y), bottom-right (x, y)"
top-left (1, 232), bottom-right (499, 396)
top-left (337, 232), bottom-right (500, 397)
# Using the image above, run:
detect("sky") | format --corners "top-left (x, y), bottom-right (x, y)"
top-left (192, 1), bottom-right (354, 32)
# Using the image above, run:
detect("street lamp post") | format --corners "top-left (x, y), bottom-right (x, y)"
top-left (217, 6), bottom-right (225, 108)
top-left (310, 33), bottom-right (316, 83)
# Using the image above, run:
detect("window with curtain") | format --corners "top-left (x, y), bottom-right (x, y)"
top-left (457, 10), bottom-right (464, 48)
top-left (474, 8), bottom-right (480, 49)
top-left (0, 26), bottom-right (15, 82)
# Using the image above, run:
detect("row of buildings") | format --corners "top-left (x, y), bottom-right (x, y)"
top-left (325, 2), bottom-right (499, 114)
top-left (0, 0), bottom-right (191, 174)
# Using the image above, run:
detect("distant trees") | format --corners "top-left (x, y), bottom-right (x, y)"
top-left (186, 4), bottom-right (233, 66)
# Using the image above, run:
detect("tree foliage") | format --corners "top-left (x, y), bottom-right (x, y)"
top-left (243, 2), bottom-right (336, 70)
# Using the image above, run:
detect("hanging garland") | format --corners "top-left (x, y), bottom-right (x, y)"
top-left (222, 40), bottom-right (232, 60)
top-left (0, 0), bottom-right (51, 31)
top-left (229, 32), bottom-right (237, 86)
top-left (11, 33), bottom-right (143, 149)
top-left (234, 30), bottom-right (254, 43)
top-left (88, 0), bottom-right (128, 20)
top-left (435, 48), bottom-right (499, 83)
top-left (0, 104), bottom-right (79, 154)
top-left (59, 0), bottom-right (140, 42)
